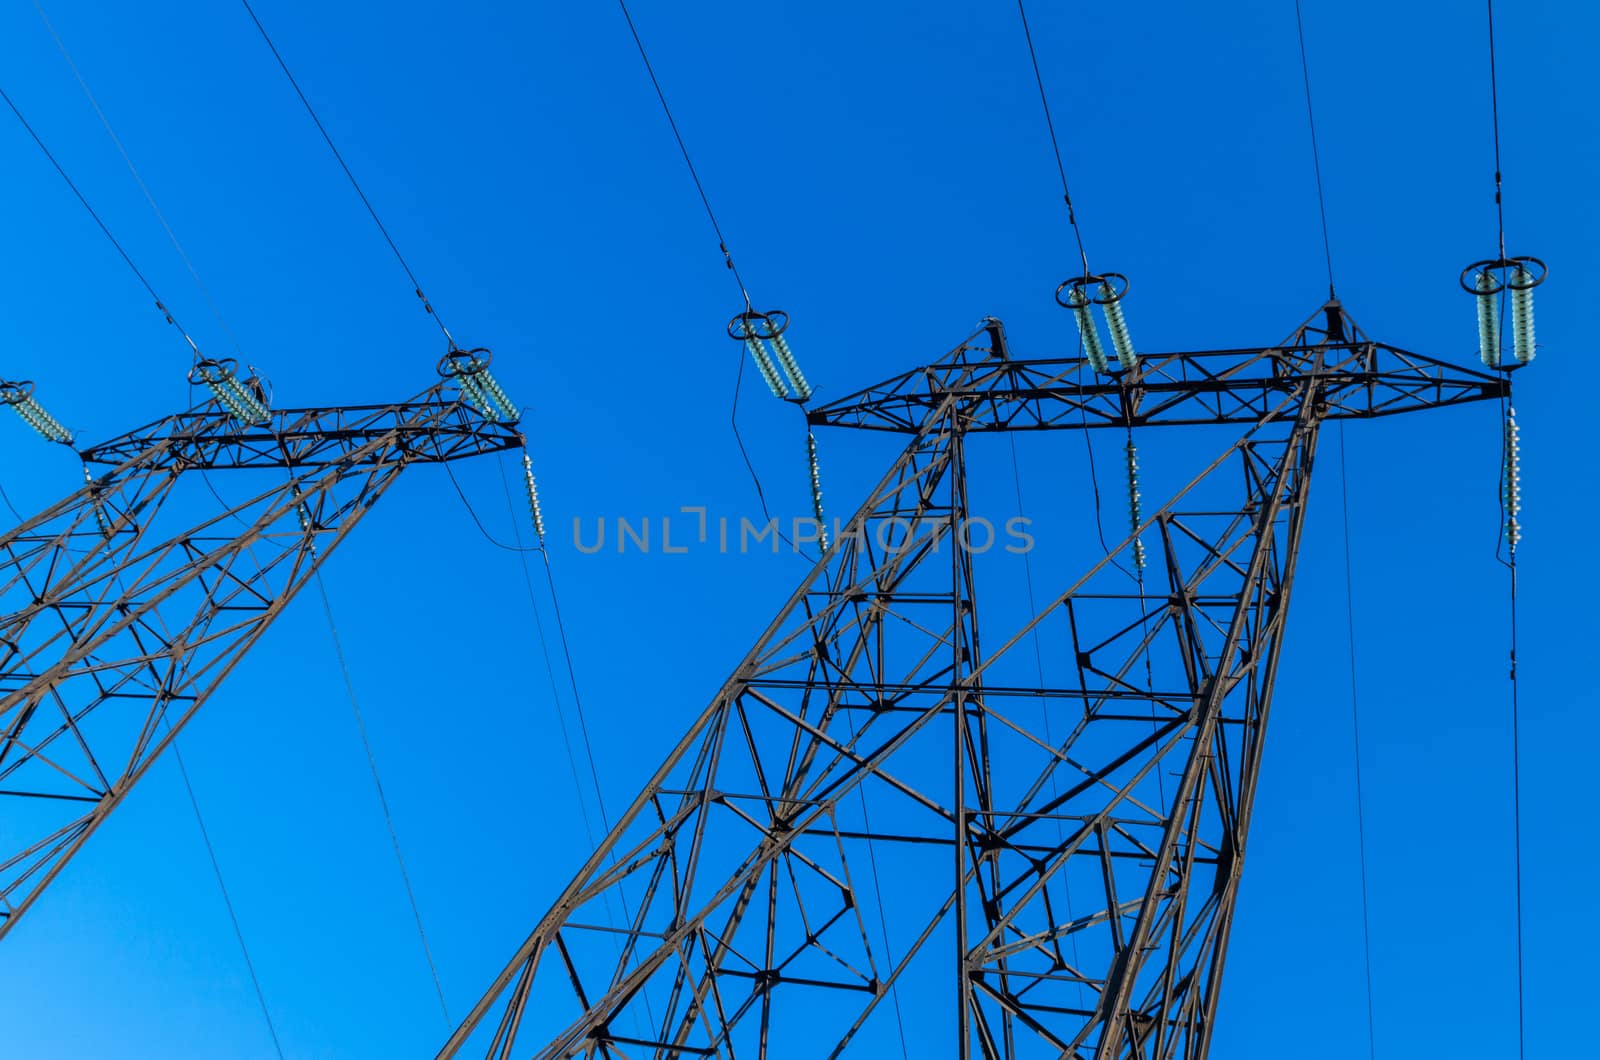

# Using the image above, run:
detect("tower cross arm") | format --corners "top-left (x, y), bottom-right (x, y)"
top-left (808, 303), bottom-right (1507, 433)
top-left (78, 383), bottom-right (524, 471)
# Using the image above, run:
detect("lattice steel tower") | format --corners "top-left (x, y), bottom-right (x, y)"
top-left (0, 362), bottom-right (523, 937)
top-left (442, 302), bottom-right (1505, 1058)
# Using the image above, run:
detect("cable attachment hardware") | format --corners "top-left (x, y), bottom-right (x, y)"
top-left (1124, 435), bottom-right (1146, 570)
top-left (290, 486), bottom-right (316, 536)
top-left (83, 464), bottom-right (112, 538)
top-left (1056, 273), bottom-right (1138, 372)
top-left (0, 379), bottom-right (73, 445)
top-left (1459, 256), bottom-right (1546, 368)
top-left (729, 310), bottom-right (812, 402)
top-left (188, 358), bottom-right (271, 425)
top-left (438, 348), bottom-right (517, 423)
top-left (806, 430), bottom-right (828, 551)
top-left (1503, 406), bottom-right (1521, 554)
top-left (521, 450), bottom-right (546, 545)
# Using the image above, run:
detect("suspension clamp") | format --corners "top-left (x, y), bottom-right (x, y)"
top-left (1054, 271), bottom-right (1130, 308)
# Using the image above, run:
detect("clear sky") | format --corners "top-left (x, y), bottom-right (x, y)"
top-left (0, 0), bottom-right (1593, 1056)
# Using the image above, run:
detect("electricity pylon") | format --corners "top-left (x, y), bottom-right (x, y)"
top-left (443, 302), bottom-right (1504, 1058)
top-left (0, 373), bottom-right (521, 939)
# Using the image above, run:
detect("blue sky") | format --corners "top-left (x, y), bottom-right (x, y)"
top-left (0, 0), bottom-right (1593, 1056)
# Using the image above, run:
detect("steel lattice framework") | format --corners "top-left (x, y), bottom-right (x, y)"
top-left (0, 379), bottom-right (521, 938)
top-left (442, 302), bottom-right (1504, 1059)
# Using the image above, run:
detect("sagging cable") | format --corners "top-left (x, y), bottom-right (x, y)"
top-left (189, 359), bottom-right (270, 425)
top-left (1460, 257), bottom-right (1545, 371)
top-left (1124, 434), bottom-right (1146, 570)
top-left (0, 380), bottom-right (73, 445)
top-left (1503, 406), bottom-right (1521, 553)
top-left (806, 430), bottom-right (828, 551)
top-left (729, 310), bottom-right (811, 402)
top-left (521, 451), bottom-right (546, 546)
top-left (439, 348), bottom-right (518, 423)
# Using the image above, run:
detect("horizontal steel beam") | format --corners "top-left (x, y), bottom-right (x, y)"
top-left (79, 384), bottom-right (523, 471)
top-left (809, 303), bottom-right (1507, 433)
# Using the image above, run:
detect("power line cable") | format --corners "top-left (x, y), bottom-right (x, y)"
top-left (492, 459), bottom-right (656, 1037)
top-left (491, 457), bottom-right (662, 1034)
top-left (311, 571), bottom-right (452, 1027)
top-left (0, 82), bottom-right (200, 356)
top-left (238, 0), bottom-right (456, 346)
top-left (1291, 14), bottom-right (1376, 1031)
top-left (1006, 433), bottom-right (1084, 1007)
top-left (615, 0), bottom-right (752, 306)
top-left (443, 458), bottom-right (540, 554)
top-left (613, 0), bottom-right (815, 552)
top-left (1015, 0), bottom-right (1090, 276)
top-left (861, 826), bottom-right (910, 1057)
top-left (13, 23), bottom-right (284, 1049)
top-left (729, 346), bottom-right (809, 559)
top-left (24, 1), bottom-right (462, 1035)
top-left (206, 468), bottom-right (454, 1031)
top-left (1292, 0), bottom-right (1337, 297)
top-left (729, 346), bottom-right (776, 526)
top-left (729, 342), bottom-right (777, 528)
top-left (494, 461), bottom-right (603, 847)
top-left (166, 729), bottom-right (286, 1059)
top-left (1505, 529), bottom-right (1526, 1060)
top-left (1124, 419), bottom-right (1166, 813)
top-left (1015, 0), bottom-right (1149, 691)
top-left (33, 0), bottom-right (244, 359)
top-left (1493, 388), bottom-right (1527, 1059)
top-left (1481, 1), bottom-right (1527, 1047)
top-left (537, 549), bottom-right (611, 834)
top-left (1072, 358), bottom-right (1133, 583)
top-left (1337, 423), bottom-right (1377, 1059)
top-left (0, 481), bottom-right (23, 522)
top-left (1486, 0), bottom-right (1507, 259)
top-left (836, 707), bottom-right (910, 1058)
top-left (92, 524), bottom-right (285, 1060)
